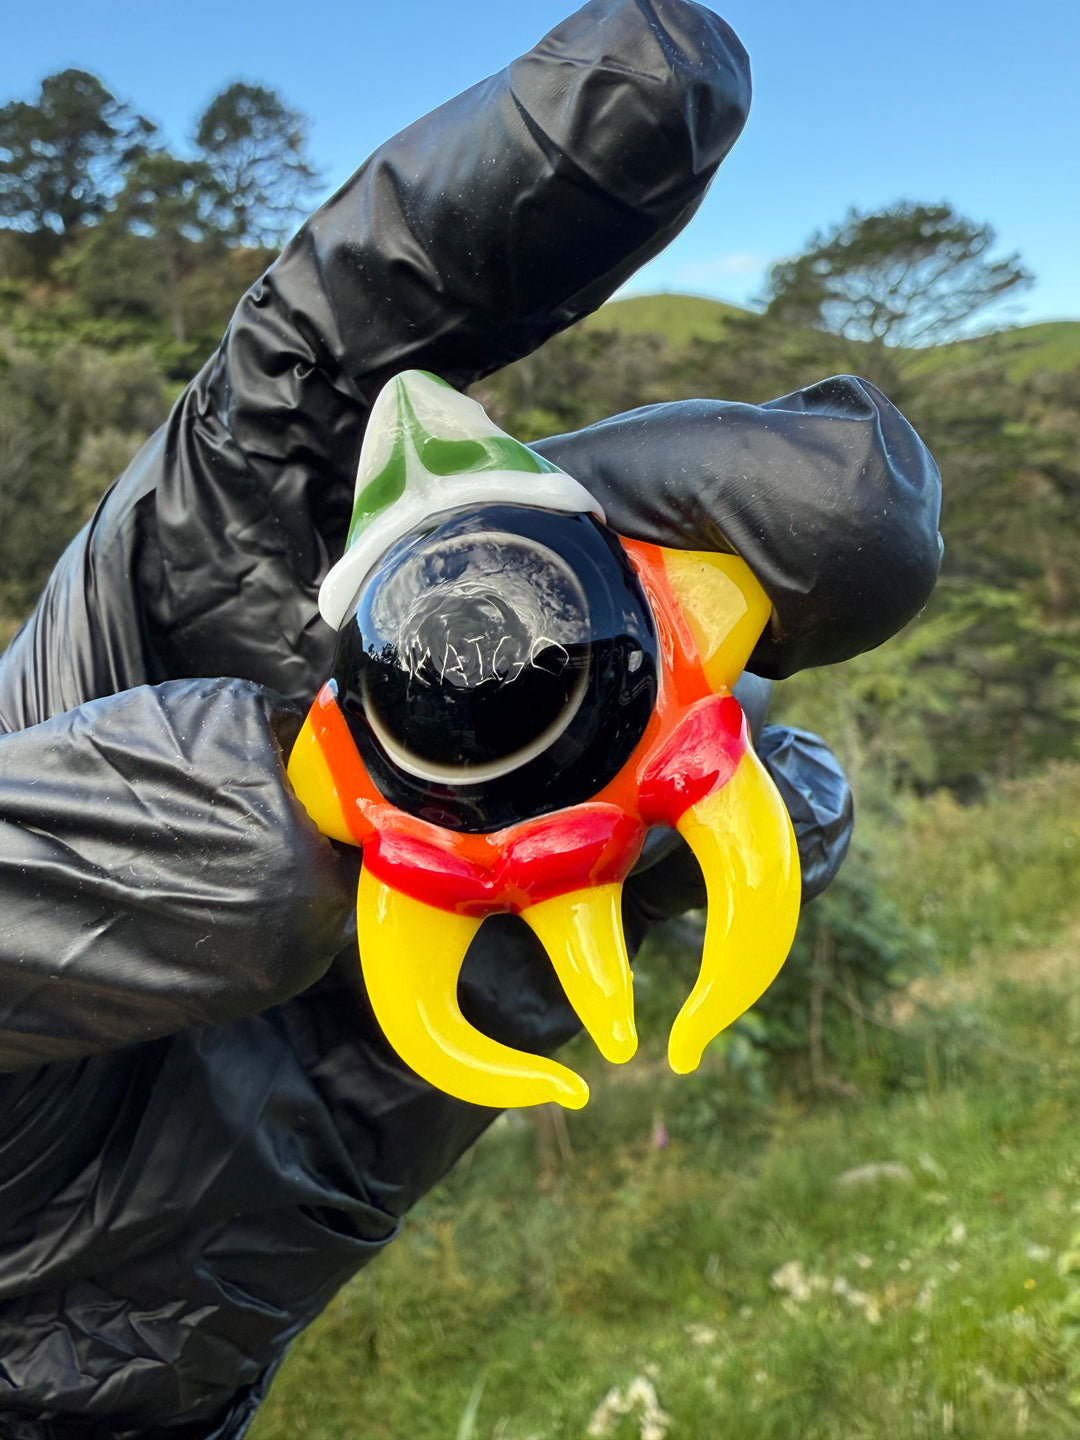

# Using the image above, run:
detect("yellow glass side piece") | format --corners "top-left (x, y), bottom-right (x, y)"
top-left (662, 550), bottom-right (772, 693)
top-left (520, 884), bottom-right (637, 1065)
top-left (356, 868), bottom-right (590, 1110)
top-left (286, 713), bottom-right (356, 844)
top-left (668, 749), bottom-right (800, 1075)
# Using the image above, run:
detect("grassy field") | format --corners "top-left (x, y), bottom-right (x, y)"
top-left (579, 293), bottom-right (744, 345)
top-left (584, 294), bottom-right (1080, 380)
top-left (909, 321), bottom-right (1080, 382)
top-left (250, 768), bottom-right (1080, 1440)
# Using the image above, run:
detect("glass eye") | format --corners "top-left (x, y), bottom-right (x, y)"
top-left (332, 504), bottom-right (658, 833)
top-left (358, 529), bottom-right (591, 783)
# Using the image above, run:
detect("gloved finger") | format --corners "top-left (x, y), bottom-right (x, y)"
top-left (733, 671), bottom-right (773, 746)
top-left (1, 0), bottom-right (752, 717)
top-left (532, 376), bottom-right (943, 678)
top-left (240, 0), bottom-right (751, 437)
top-left (0, 678), bottom-right (351, 1070)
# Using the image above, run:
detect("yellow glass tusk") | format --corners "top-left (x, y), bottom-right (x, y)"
top-left (356, 868), bottom-right (590, 1110)
top-left (520, 884), bottom-right (637, 1066)
top-left (661, 550), bottom-right (773, 694)
top-left (667, 749), bottom-right (801, 1075)
top-left (286, 712), bottom-right (356, 844)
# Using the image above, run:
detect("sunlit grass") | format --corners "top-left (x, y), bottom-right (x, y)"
top-left (881, 763), bottom-right (1080, 967)
top-left (251, 775), bottom-right (1080, 1439)
top-left (251, 959), bottom-right (1080, 1439)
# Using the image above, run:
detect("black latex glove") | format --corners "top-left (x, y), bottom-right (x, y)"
top-left (0, 4), bottom-right (938, 1433)
top-left (0, 0), bottom-right (754, 1068)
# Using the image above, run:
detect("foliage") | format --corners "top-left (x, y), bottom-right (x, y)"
top-left (249, 774), bottom-right (1080, 1438)
top-left (764, 202), bottom-right (1032, 359)
top-left (476, 325), bottom-right (675, 441)
top-left (249, 899), bottom-right (1080, 1438)
top-left (0, 70), bottom-right (154, 239)
top-left (67, 148), bottom-right (227, 343)
top-left (195, 82), bottom-right (320, 246)
top-left (0, 68), bottom-right (313, 382)
top-left (755, 846), bottom-right (933, 1091)
top-left (903, 361), bottom-right (1080, 790)
top-left (578, 292), bottom-right (742, 347)
top-left (0, 333), bottom-right (168, 631)
top-left (876, 763), bottom-right (1080, 970)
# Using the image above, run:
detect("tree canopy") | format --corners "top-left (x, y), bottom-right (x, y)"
top-left (0, 70), bottom-right (154, 236)
top-left (763, 202), bottom-right (1032, 353)
top-left (195, 82), bottom-right (320, 245)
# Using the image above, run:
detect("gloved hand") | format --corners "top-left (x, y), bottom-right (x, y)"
top-left (0, 2), bottom-right (939, 1433)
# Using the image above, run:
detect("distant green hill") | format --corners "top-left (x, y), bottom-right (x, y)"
top-left (910, 320), bottom-right (1080, 380)
top-left (586, 293), bottom-right (1080, 378)
top-left (581, 292), bottom-right (747, 346)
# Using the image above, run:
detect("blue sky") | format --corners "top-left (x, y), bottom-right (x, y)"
top-left (3, 0), bottom-right (1076, 326)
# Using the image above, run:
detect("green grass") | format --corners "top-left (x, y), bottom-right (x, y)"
top-left (583, 294), bottom-right (1080, 379)
top-left (580, 293), bottom-right (747, 346)
top-left (251, 957), bottom-right (1080, 1439)
top-left (906, 320), bottom-right (1080, 382)
top-left (249, 768), bottom-right (1080, 1440)
top-left (880, 763), bottom-right (1080, 969)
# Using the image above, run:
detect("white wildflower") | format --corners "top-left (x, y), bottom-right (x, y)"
top-left (770, 1259), bottom-right (826, 1302)
top-left (683, 1323), bottom-right (717, 1346)
top-left (587, 1377), bottom-right (671, 1440)
top-left (831, 1275), bottom-right (881, 1324)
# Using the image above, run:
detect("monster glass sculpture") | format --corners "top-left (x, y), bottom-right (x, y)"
top-left (288, 371), bottom-right (800, 1110)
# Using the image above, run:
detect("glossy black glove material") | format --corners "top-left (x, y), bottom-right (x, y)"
top-left (758, 724), bottom-right (854, 899)
top-left (0, 680), bottom-right (350, 1071)
top-left (533, 378), bottom-right (943, 679)
top-left (0, 0), bottom-right (751, 722)
top-left (0, 4), bottom-right (765, 1435)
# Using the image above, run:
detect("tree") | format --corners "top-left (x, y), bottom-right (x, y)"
top-left (0, 335), bottom-right (167, 637)
top-left (69, 149), bottom-right (225, 344)
top-left (0, 70), bottom-right (154, 238)
top-left (763, 203), bottom-right (1032, 382)
top-left (195, 82), bottom-right (319, 246)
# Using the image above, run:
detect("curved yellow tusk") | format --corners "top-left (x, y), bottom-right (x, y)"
top-left (356, 868), bottom-right (590, 1110)
top-left (520, 884), bottom-right (637, 1066)
top-left (667, 748), bottom-right (801, 1075)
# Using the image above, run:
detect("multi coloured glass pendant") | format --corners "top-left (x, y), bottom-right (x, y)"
top-left (288, 370), bottom-right (800, 1109)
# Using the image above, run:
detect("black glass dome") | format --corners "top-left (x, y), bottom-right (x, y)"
top-left (330, 504), bottom-right (658, 832)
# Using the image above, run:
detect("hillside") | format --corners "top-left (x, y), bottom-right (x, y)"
top-left (581, 292), bottom-right (747, 345)
top-left (586, 292), bottom-right (1080, 379)
top-left (910, 319), bottom-right (1080, 380)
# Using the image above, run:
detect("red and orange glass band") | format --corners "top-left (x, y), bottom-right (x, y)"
top-left (288, 541), bottom-right (801, 1109)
